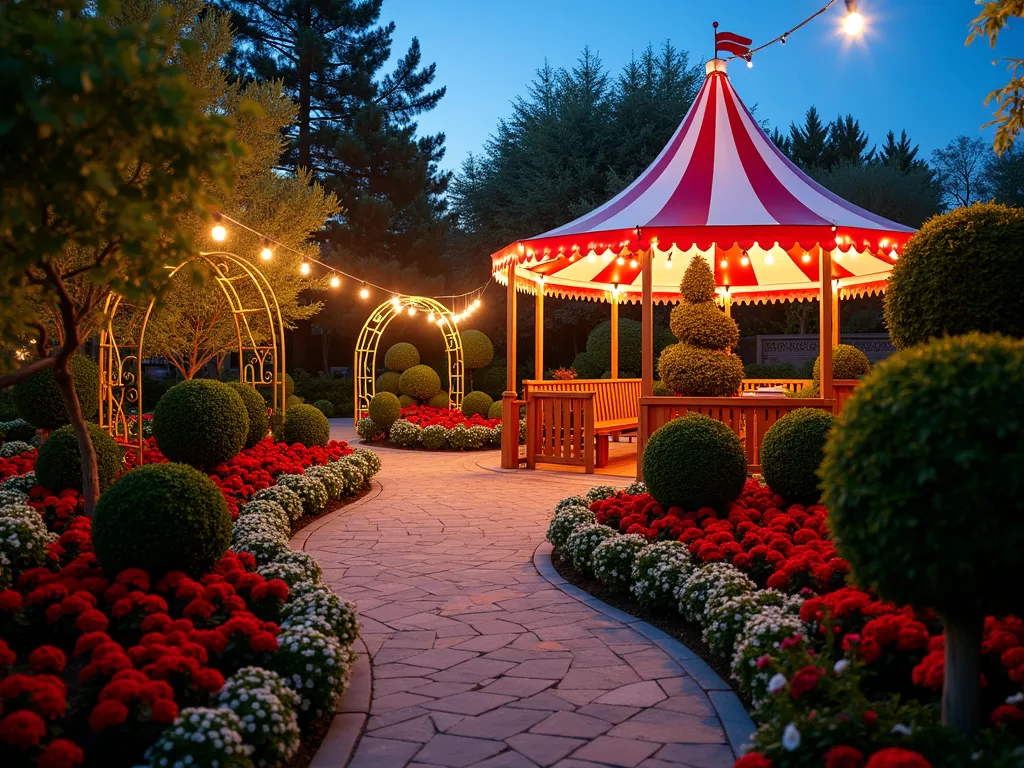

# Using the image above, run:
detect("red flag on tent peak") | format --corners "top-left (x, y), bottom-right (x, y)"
top-left (715, 29), bottom-right (752, 58)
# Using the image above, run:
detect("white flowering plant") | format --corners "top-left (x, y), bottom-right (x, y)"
top-left (630, 541), bottom-right (693, 611)
top-left (446, 425), bottom-right (484, 450)
top-left (279, 584), bottom-right (359, 646)
top-left (356, 417), bottom-right (382, 441)
top-left (592, 533), bottom-right (648, 593)
top-left (676, 562), bottom-right (756, 625)
top-left (0, 488), bottom-right (28, 509)
top-left (145, 707), bottom-right (253, 768)
top-left (270, 551), bottom-right (322, 585)
top-left (231, 520), bottom-right (288, 566)
top-left (554, 495), bottom-right (590, 515)
top-left (239, 500), bottom-right (292, 540)
top-left (0, 440), bottom-right (33, 458)
top-left (275, 474), bottom-right (328, 516)
top-left (256, 562), bottom-right (308, 588)
top-left (268, 627), bottom-right (354, 723)
top-left (0, 471), bottom-right (36, 493)
top-left (420, 424), bottom-right (447, 450)
top-left (731, 606), bottom-right (807, 701)
top-left (252, 485), bottom-right (304, 523)
top-left (565, 523), bottom-right (617, 577)
top-left (624, 480), bottom-right (647, 496)
top-left (0, 504), bottom-right (57, 588)
top-left (304, 464), bottom-right (343, 500)
top-left (349, 448), bottom-right (381, 475)
top-left (585, 485), bottom-right (622, 503)
top-left (388, 419), bottom-right (421, 447)
top-left (217, 667), bottom-right (301, 767)
top-left (546, 506), bottom-right (596, 550)
top-left (703, 589), bottom-right (803, 662)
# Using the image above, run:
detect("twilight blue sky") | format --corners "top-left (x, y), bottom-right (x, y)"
top-left (385, 0), bottom-right (1022, 173)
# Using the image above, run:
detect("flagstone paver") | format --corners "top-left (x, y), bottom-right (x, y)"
top-left (305, 425), bottom-right (737, 768)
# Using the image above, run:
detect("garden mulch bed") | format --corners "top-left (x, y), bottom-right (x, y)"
top-left (550, 548), bottom-right (749, 707)
top-left (283, 714), bottom-right (332, 768)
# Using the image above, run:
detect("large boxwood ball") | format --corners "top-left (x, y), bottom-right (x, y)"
top-left (669, 302), bottom-right (739, 350)
top-left (760, 408), bottom-right (836, 505)
top-left (586, 319), bottom-right (674, 379)
top-left (399, 364), bottom-right (441, 400)
top-left (36, 423), bottom-right (123, 493)
top-left (884, 203), bottom-right (1024, 350)
top-left (642, 414), bottom-right (747, 510)
top-left (376, 371), bottom-right (401, 395)
top-left (13, 355), bottom-right (99, 429)
top-left (398, 394), bottom-right (416, 408)
top-left (384, 343), bottom-right (420, 372)
top-left (92, 462), bottom-right (232, 578)
top-left (368, 391), bottom-right (401, 429)
top-left (312, 399), bottom-right (335, 418)
top-left (461, 330), bottom-right (495, 370)
top-left (428, 391), bottom-right (450, 409)
top-left (572, 352), bottom-right (602, 380)
top-left (278, 403), bottom-right (330, 447)
top-left (153, 380), bottom-right (249, 470)
top-left (657, 343), bottom-right (744, 397)
top-left (822, 332), bottom-right (1024, 617)
top-left (813, 344), bottom-right (870, 380)
top-left (225, 382), bottom-right (270, 449)
top-left (487, 400), bottom-right (503, 420)
top-left (462, 391), bottom-right (493, 418)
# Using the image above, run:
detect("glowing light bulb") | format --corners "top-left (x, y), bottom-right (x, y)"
top-left (428, 312), bottom-right (435, 322)
top-left (740, 255), bottom-right (750, 267)
top-left (391, 296), bottom-right (401, 307)
top-left (587, 254), bottom-right (596, 263)
top-left (801, 253), bottom-right (811, 263)
top-left (260, 246), bottom-right (272, 261)
top-left (299, 262), bottom-right (311, 276)
top-left (764, 254), bottom-right (774, 265)
top-left (211, 224), bottom-right (227, 242)
top-left (843, 11), bottom-right (864, 36)
top-left (604, 253), bottom-right (612, 262)
top-left (408, 306), bottom-right (416, 317)
top-left (666, 257), bottom-right (673, 268)
top-left (473, 298), bottom-right (481, 308)
top-left (330, 275), bottom-right (340, 288)
top-left (629, 259), bottom-right (638, 269)
top-left (616, 256), bottom-right (625, 265)
top-left (746, 56), bottom-right (753, 68)
top-left (719, 259), bottom-right (728, 269)
top-left (360, 285), bottom-right (370, 299)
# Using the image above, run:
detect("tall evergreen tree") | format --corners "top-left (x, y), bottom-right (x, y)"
top-left (982, 142), bottom-right (1024, 206)
top-left (787, 106), bottom-right (830, 169)
top-left (827, 114), bottom-right (872, 167)
top-left (879, 129), bottom-right (924, 173)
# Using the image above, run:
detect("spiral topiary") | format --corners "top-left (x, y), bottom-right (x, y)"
top-left (657, 343), bottom-right (744, 396)
top-left (487, 400), bottom-right (503, 420)
top-left (384, 342), bottom-right (420, 372)
top-left (368, 392), bottom-right (401, 430)
top-left (35, 423), bottom-right (123, 493)
top-left (680, 256), bottom-right (717, 302)
top-left (399, 364), bottom-right (441, 400)
top-left (759, 408), bottom-right (836, 504)
top-left (153, 379), bottom-right (248, 470)
top-left (225, 382), bottom-right (270, 449)
top-left (376, 371), bottom-right (402, 395)
top-left (278, 403), bottom-right (330, 447)
top-left (642, 414), bottom-right (747, 510)
top-left (812, 344), bottom-right (871, 380)
top-left (461, 330), bottom-right (495, 371)
top-left (13, 355), bottom-right (99, 429)
top-left (92, 462), bottom-right (232, 578)
top-left (461, 390), bottom-right (493, 418)
top-left (427, 391), bottom-right (450, 409)
top-left (313, 399), bottom-right (334, 418)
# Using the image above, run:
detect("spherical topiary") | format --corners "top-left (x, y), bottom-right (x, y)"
top-left (461, 391), bottom-right (493, 418)
top-left (487, 401), bottom-right (503, 420)
top-left (153, 380), bottom-right (248, 470)
top-left (652, 380), bottom-right (673, 396)
top-left (13, 355), bottom-right (99, 429)
top-left (35, 423), bottom-right (123, 493)
top-left (657, 343), bottom-right (744, 397)
top-left (884, 203), bottom-right (1024, 350)
top-left (642, 414), bottom-right (747, 510)
top-left (399, 364), bottom-right (441, 400)
top-left (312, 399), bottom-right (334, 418)
top-left (384, 342), bottom-right (420, 372)
top-left (680, 256), bottom-right (717, 303)
top-left (822, 332), bottom-right (1024, 620)
top-left (286, 394), bottom-right (304, 408)
top-left (428, 391), bottom-right (450, 409)
top-left (572, 351), bottom-right (602, 380)
top-left (585, 319), bottom-right (674, 379)
top-left (669, 302), bottom-right (740, 350)
top-left (278, 403), bottom-right (330, 447)
top-left (376, 371), bottom-right (401, 395)
top-left (92, 462), bottom-right (232, 578)
top-left (368, 391), bottom-right (401, 429)
top-left (461, 330), bottom-right (494, 371)
top-left (472, 361), bottom-right (508, 400)
top-left (812, 344), bottom-right (871, 380)
top-left (760, 408), bottom-right (837, 505)
top-left (225, 382), bottom-right (270, 449)
top-left (398, 394), bottom-right (416, 408)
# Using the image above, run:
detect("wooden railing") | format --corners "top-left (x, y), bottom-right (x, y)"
top-left (525, 391), bottom-right (595, 472)
top-left (740, 378), bottom-right (812, 393)
top-left (523, 379), bottom-right (641, 425)
top-left (637, 396), bottom-right (836, 477)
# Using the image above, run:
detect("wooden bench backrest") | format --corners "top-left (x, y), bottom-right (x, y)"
top-left (523, 379), bottom-right (641, 425)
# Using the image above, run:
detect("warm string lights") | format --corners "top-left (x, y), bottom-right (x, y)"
top-left (205, 211), bottom-right (489, 317)
top-left (726, 0), bottom-right (864, 69)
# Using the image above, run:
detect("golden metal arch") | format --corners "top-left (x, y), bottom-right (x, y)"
top-left (98, 251), bottom-right (287, 463)
top-left (354, 296), bottom-right (464, 424)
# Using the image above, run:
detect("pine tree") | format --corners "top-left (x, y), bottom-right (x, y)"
top-left (827, 114), bottom-right (872, 167)
top-left (879, 130), bottom-right (924, 173)
top-left (770, 127), bottom-right (793, 157)
top-left (788, 107), bottom-right (830, 169)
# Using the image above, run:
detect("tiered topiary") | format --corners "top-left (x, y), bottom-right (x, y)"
top-left (642, 413), bottom-right (747, 509)
top-left (384, 342), bottom-right (420, 372)
top-left (376, 371), bottom-right (401, 395)
top-left (278, 403), bottom-right (330, 447)
top-left (13, 354), bottom-right (99, 429)
top-left (35, 423), bottom-right (123, 493)
top-left (313, 399), bottom-right (335, 418)
top-left (92, 462), bottom-right (233, 578)
top-left (884, 203), bottom-right (1024, 350)
top-left (399, 364), bottom-right (441, 401)
top-left (153, 379), bottom-right (249, 470)
top-left (658, 257), bottom-right (743, 396)
top-left (368, 391), bottom-right (401, 430)
top-left (759, 408), bottom-right (836, 504)
top-left (461, 390), bottom-right (493, 418)
top-left (813, 343), bottom-right (871, 380)
top-left (225, 381), bottom-right (270, 449)
top-left (822, 332), bottom-right (1024, 733)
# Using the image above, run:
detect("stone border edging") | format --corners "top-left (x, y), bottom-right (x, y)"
top-left (308, 635), bottom-right (372, 768)
top-left (532, 539), bottom-right (756, 756)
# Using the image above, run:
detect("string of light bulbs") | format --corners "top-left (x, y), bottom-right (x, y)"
top-left (207, 211), bottom-right (491, 321)
top-left (729, 0), bottom-right (864, 69)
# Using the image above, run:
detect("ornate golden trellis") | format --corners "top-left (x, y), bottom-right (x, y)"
top-left (354, 296), bottom-right (464, 424)
top-left (98, 252), bottom-right (287, 462)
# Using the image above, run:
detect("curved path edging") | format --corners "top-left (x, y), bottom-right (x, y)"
top-left (532, 540), bottom-right (755, 756)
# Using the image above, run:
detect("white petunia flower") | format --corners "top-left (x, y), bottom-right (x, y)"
top-left (782, 723), bottom-right (801, 751)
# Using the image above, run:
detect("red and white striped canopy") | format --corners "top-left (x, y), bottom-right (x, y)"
top-left (492, 59), bottom-right (915, 305)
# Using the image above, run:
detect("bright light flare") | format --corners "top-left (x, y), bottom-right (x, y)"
top-left (360, 286), bottom-right (370, 299)
top-left (299, 262), bottom-right (311, 276)
top-left (843, 11), bottom-right (864, 36)
top-left (260, 247), bottom-right (273, 261)
top-left (330, 275), bottom-right (340, 288)
top-left (211, 225), bottom-right (227, 242)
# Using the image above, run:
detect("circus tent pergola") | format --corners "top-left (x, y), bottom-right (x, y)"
top-left (494, 58), bottom-right (916, 471)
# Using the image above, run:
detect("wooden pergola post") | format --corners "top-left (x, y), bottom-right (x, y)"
top-left (831, 285), bottom-right (840, 347)
top-left (641, 248), bottom-right (653, 397)
top-left (818, 246), bottom-right (834, 401)
top-left (535, 280), bottom-right (544, 380)
top-left (610, 288), bottom-right (619, 379)
top-left (501, 260), bottom-right (519, 469)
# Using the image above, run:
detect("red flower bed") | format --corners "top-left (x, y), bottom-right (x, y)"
top-left (1, 449), bottom-right (37, 481)
top-left (399, 405), bottom-right (499, 430)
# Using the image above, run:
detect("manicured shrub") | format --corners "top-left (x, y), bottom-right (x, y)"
top-left (652, 380), bottom-right (673, 396)
top-left (389, 419), bottom-right (421, 447)
top-left (286, 394), bottom-right (304, 408)
top-left (680, 255), bottom-right (716, 302)
top-left (812, 344), bottom-right (870, 380)
top-left (461, 330), bottom-right (494, 371)
top-left (368, 392), bottom-right (401, 429)
top-left (473, 360), bottom-right (508, 400)
top-left (585, 318), bottom-right (674, 379)
top-left (356, 417), bottom-right (383, 441)
top-left (487, 400), bottom-right (503, 420)
top-left (313, 398), bottom-right (335, 418)
top-left (428, 391), bottom-right (450, 409)
top-left (278, 403), bottom-right (330, 447)
top-left (153, 379), bottom-right (248, 470)
top-left (572, 351), bottom-right (602, 379)
top-left (225, 382), bottom-right (270, 449)
top-left (592, 534), bottom-right (648, 592)
top-left (92, 463), bottom-right (232, 578)
top-left (399, 364), bottom-right (441, 400)
top-left (420, 425), bottom-right (447, 450)
top-left (759, 408), bottom-right (837, 505)
top-left (384, 342), bottom-right (420, 372)
top-left (670, 301), bottom-right (740, 350)
top-left (376, 371), bottom-right (401, 395)
top-left (461, 390), bottom-right (493, 418)
top-left (398, 394), bottom-right (416, 408)
top-left (822, 332), bottom-right (1024, 732)
top-left (0, 419), bottom-right (35, 443)
top-left (565, 523), bottom-right (617, 577)
top-left (657, 343), bottom-right (744, 396)
top-left (35, 423), bottom-right (123, 493)
top-left (13, 354), bottom-right (99, 429)
top-left (884, 203), bottom-right (1024, 349)
top-left (642, 414), bottom-right (746, 509)
top-left (257, 372), bottom-right (295, 406)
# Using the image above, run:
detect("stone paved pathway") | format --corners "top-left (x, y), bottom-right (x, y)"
top-left (304, 424), bottom-right (735, 768)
